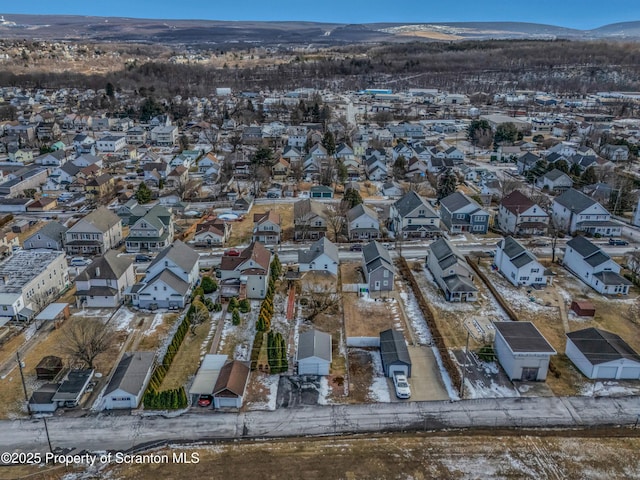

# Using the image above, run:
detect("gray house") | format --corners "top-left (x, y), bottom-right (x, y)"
top-left (426, 237), bottom-right (477, 302)
top-left (297, 329), bottom-right (332, 375)
top-left (379, 329), bottom-right (412, 377)
top-left (23, 221), bottom-right (68, 250)
top-left (361, 241), bottom-right (395, 292)
top-left (390, 190), bottom-right (440, 239)
top-left (102, 351), bottom-right (156, 410)
top-left (298, 237), bottom-right (340, 276)
top-left (439, 192), bottom-right (489, 234)
top-left (494, 322), bottom-right (556, 381)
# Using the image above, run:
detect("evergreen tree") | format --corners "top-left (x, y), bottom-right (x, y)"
top-left (135, 182), bottom-right (152, 204)
top-left (322, 130), bottom-right (336, 156)
top-left (343, 187), bottom-right (363, 209)
top-left (437, 169), bottom-right (458, 201)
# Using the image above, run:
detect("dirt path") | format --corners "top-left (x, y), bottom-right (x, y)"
top-left (208, 305), bottom-right (228, 354)
top-left (556, 291), bottom-right (570, 333)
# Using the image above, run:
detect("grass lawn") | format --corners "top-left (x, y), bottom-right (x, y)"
top-left (227, 203), bottom-right (294, 245)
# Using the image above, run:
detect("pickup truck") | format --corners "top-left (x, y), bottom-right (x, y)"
top-left (393, 373), bottom-right (411, 399)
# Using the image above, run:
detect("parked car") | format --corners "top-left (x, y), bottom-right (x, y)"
top-left (197, 394), bottom-right (213, 407)
top-left (382, 243), bottom-right (395, 250)
top-left (530, 239), bottom-right (550, 247)
top-left (349, 243), bottom-right (363, 251)
top-left (609, 238), bottom-right (629, 246)
top-left (224, 248), bottom-right (241, 256)
top-left (135, 254), bottom-right (151, 263)
top-left (393, 373), bottom-right (411, 399)
top-left (70, 257), bottom-right (91, 267)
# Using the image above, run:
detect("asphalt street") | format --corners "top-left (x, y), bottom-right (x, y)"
top-left (1, 396), bottom-right (638, 454)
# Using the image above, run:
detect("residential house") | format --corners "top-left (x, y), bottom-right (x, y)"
top-left (165, 165), bottom-right (189, 189)
top-left (296, 330), bottom-right (332, 376)
top-left (298, 237), bottom-right (340, 276)
top-left (96, 135), bottom-right (126, 153)
top-left (562, 236), bottom-right (631, 295)
top-left (84, 174), bottom-right (114, 201)
top-left (381, 180), bottom-right (404, 198)
top-left (390, 190), bottom-right (440, 239)
top-left (493, 322), bottom-right (556, 381)
top-left (23, 221), bottom-right (67, 250)
top-left (426, 237), bottom-right (477, 302)
top-left (495, 236), bottom-right (548, 287)
top-left (0, 250), bottom-right (69, 323)
top-left (75, 251), bottom-right (135, 307)
top-left (293, 199), bottom-right (327, 241)
top-left (439, 191), bottom-right (490, 234)
top-left (219, 242), bottom-right (271, 299)
top-left (150, 125), bottom-right (178, 146)
top-left (125, 205), bottom-right (174, 253)
top-left (516, 152), bottom-right (541, 174)
top-left (601, 144), bottom-right (629, 162)
top-left (102, 351), bottom-right (156, 410)
top-left (346, 204), bottom-right (380, 240)
top-left (252, 210), bottom-right (281, 245)
top-left (310, 185), bottom-right (334, 199)
top-left (26, 197), bottom-right (57, 212)
top-left (65, 207), bottom-right (123, 256)
top-left (566, 328), bottom-right (640, 380)
top-left (496, 190), bottom-right (549, 236)
top-left (129, 240), bottom-right (200, 309)
top-left (193, 218), bottom-right (231, 247)
top-left (551, 188), bottom-right (621, 236)
top-left (361, 241), bottom-right (395, 292)
top-left (536, 169), bottom-right (573, 192)
top-left (271, 158), bottom-right (290, 181)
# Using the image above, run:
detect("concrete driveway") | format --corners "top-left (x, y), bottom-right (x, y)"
top-left (389, 346), bottom-right (450, 402)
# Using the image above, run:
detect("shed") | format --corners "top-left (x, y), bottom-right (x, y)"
top-left (51, 369), bottom-right (93, 407)
top-left (566, 328), bottom-right (640, 380)
top-left (297, 329), bottom-right (332, 376)
top-left (28, 383), bottom-right (59, 413)
top-left (379, 329), bottom-right (412, 378)
top-left (213, 360), bottom-right (251, 409)
top-left (35, 356), bottom-right (63, 380)
top-left (35, 303), bottom-right (70, 328)
top-left (570, 300), bottom-right (595, 317)
top-left (493, 322), bottom-right (556, 381)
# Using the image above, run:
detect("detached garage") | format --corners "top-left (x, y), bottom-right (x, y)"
top-left (297, 329), bottom-right (332, 376)
top-left (213, 361), bottom-right (251, 409)
top-left (102, 351), bottom-right (156, 410)
top-left (566, 328), bottom-right (640, 380)
top-left (380, 329), bottom-right (412, 378)
top-left (494, 322), bottom-right (556, 381)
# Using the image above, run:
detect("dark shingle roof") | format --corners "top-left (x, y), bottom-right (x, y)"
top-left (566, 236), bottom-right (601, 258)
top-left (439, 191), bottom-right (472, 212)
top-left (380, 329), bottom-right (411, 368)
top-left (393, 190), bottom-right (436, 218)
top-left (297, 329), bottom-right (332, 362)
top-left (500, 236), bottom-right (536, 268)
top-left (500, 190), bottom-right (534, 215)
top-left (567, 328), bottom-right (640, 365)
top-left (298, 237), bottom-right (339, 264)
top-left (105, 351), bottom-right (155, 396)
top-left (149, 240), bottom-right (199, 273)
top-left (76, 250), bottom-right (133, 282)
top-left (494, 322), bottom-right (556, 354)
top-left (554, 188), bottom-right (597, 213)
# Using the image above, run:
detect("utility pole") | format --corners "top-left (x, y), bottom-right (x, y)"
top-left (459, 329), bottom-right (470, 399)
top-left (17, 352), bottom-right (30, 415)
top-left (42, 416), bottom-right (53, 453)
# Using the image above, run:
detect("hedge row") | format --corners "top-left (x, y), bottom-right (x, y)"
top-left (267, 331), bottom-right (288, 374)
top-left (250, 332), bottom-right (264, 370)
top-left (143, 387), bottom-right (188, 410)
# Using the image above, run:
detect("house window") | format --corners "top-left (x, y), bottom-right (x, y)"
top-left (383, 270), bottom-right (389, 278)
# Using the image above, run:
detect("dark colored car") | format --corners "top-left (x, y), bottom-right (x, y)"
top-left (224, 248), bottom-right (241, 256)
top-left (609, 238), bottom-right (629, 246)
top-left (349, 243), bottom-right (363, 251)
top-left (135, 254), bottom-right (151, 263)
top-left (197, 394), bottom-right (213, 407)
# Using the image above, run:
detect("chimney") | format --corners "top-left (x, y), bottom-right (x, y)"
top-left (95, 267), bottom-right (100, 276)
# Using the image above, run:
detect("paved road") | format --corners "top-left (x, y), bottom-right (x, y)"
top-left (2, 396), bottom-right (638, 453)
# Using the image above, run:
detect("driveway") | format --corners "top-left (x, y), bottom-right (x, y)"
top-left (389, 346), bottom-right (449, 402)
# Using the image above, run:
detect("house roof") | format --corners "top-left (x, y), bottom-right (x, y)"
top-left (439, 191), bottom-right (473, 212)
top-left (500, 190), bottom-right (535, 215)
top-left (567, 328), bottom-right (640, 365)
top-left (145, 269), bottom-right (190, 295)
top-left (346, 203), bottom-right (378, 223)
top-left (298, 329), bottom-right (332, 362)
top-left (253, 209), bottom-right (280, 226)
top-left (70, 207), bottom-right (121, 233)
top-left (148, 240), bottom-right (199, 273)
top-left (429, 237), bottom-right (466, 270)
top-left (298, 237), bottom-right (339, 265)
top-left (26, 221), bottom-right (67, 243)
top-left (593, 271), bottom-right (633, 286)
top-left (494, 321), bottom-right (556, 354)
top-left (362, 241), bottom-right (394, 273)
top-left (554, 188), bottom-right (598, 213)
top-left (379, 329), bottom-right (411, 367)
top-left (566, 236), bottom-right (603, 261)
top-left (105, 351), bottom-right (156, 396)
top-left (213, 360), bottom-right (250, 397)
top-left (220, 241), bottom-right (271, 272)
top-left (393, 190), bottom-right (437, 218)
top-left (543, 169), bottom-right (572, 182)
top-left (76, 250), bottom-right (133, 282)
top-left (443, 274), bottom-right (477, 293)
top-left (499, 236), bottom-right (537, 269)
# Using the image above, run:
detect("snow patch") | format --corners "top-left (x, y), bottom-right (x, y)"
top-left (250, 374), bottom-right (279, 411)
top-left (368, 350), bottom-right (391, 403)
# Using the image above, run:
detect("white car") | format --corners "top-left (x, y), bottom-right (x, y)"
top-left (70, 257), bottom-right (91, 267)
top-left (393, 373), bottom-right (411, 399)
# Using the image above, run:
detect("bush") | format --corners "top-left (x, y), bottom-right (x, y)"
top-left (203, 297), bottom-right (215, 311)
top-left (228, 297), bottom-right (239, 310)
top-left (213, 303), bottom-right (223, 312)
top-left (232, 308), bottom-right (241, 325)
top-left (201, 276), bottom-right (218, 294)
top-left (191, 286), bottom-right (204, 300)
top-left (238, 299), bottom-right (251, 313)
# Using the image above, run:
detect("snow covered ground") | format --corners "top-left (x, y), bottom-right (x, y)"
top-left (248, 374), bottom-right (279, 411)
top-left (368, 350), bottom-right (391, 403)
top-left (580, 380), bottom-right (640, 397)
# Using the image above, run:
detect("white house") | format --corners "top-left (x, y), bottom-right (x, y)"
top-left (536, 169), bottom-right (573, 192)
top-left (562, 236), bottom-right (631, 295)
top-left (495, 237), bottom-right (548, 287)
top-left (496, 190), bottom-right (548, 236)
top-left (552, 189), bottom-right (621, 236)
top-left (298, 237), bottom-right (340, 276)
top-left (75, 251), bottom-right (135, 308)
top-left (102, 351), bottom-right (156, 410)
top-left (296, 329), bottom-right (332, 375)
top-left (129, 241), bottom-right (200, 309)
top-left (346, 204), bottom-right (380, 241)
top-left (494, 322), bottom-right (556, 381)
top-left (193, 218), bottom-right (231, 247)
top-left (252, 210), bottom-right (281, 245)
top-left (566, 328), bottom-right (640, 380)
top-left (96, 135), bottom-right (126, 153)
top-left (426, 237), bottom-right (477, 302)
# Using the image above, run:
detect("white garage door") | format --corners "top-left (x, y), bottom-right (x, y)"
top-left (216, 397), bottom-right (238, 408)
top-left (620, 367), bottom-right (640, 380)
top-left (388, 365), bottom-right (409, 378)
top-left (596, 366), bottom-right (618, 378)
top-left (299, 363), bottom-right (321, 375)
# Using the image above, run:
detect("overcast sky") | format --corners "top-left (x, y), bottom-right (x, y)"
top-left (2, 1), bottom-right (639, 30)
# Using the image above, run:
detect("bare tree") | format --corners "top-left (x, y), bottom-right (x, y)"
top-left (305, 289), bottom-right (342, 322)
top-left (189, 300), bottom-right (210, 335)
top-left (324, 203), bottom-right (347, 243)
top-left (175, 176), bottom-right (201, 201)
top-left (59, 320), bottom-right (116, 370)
top-left (626, 250), bottom-right (640, 281)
